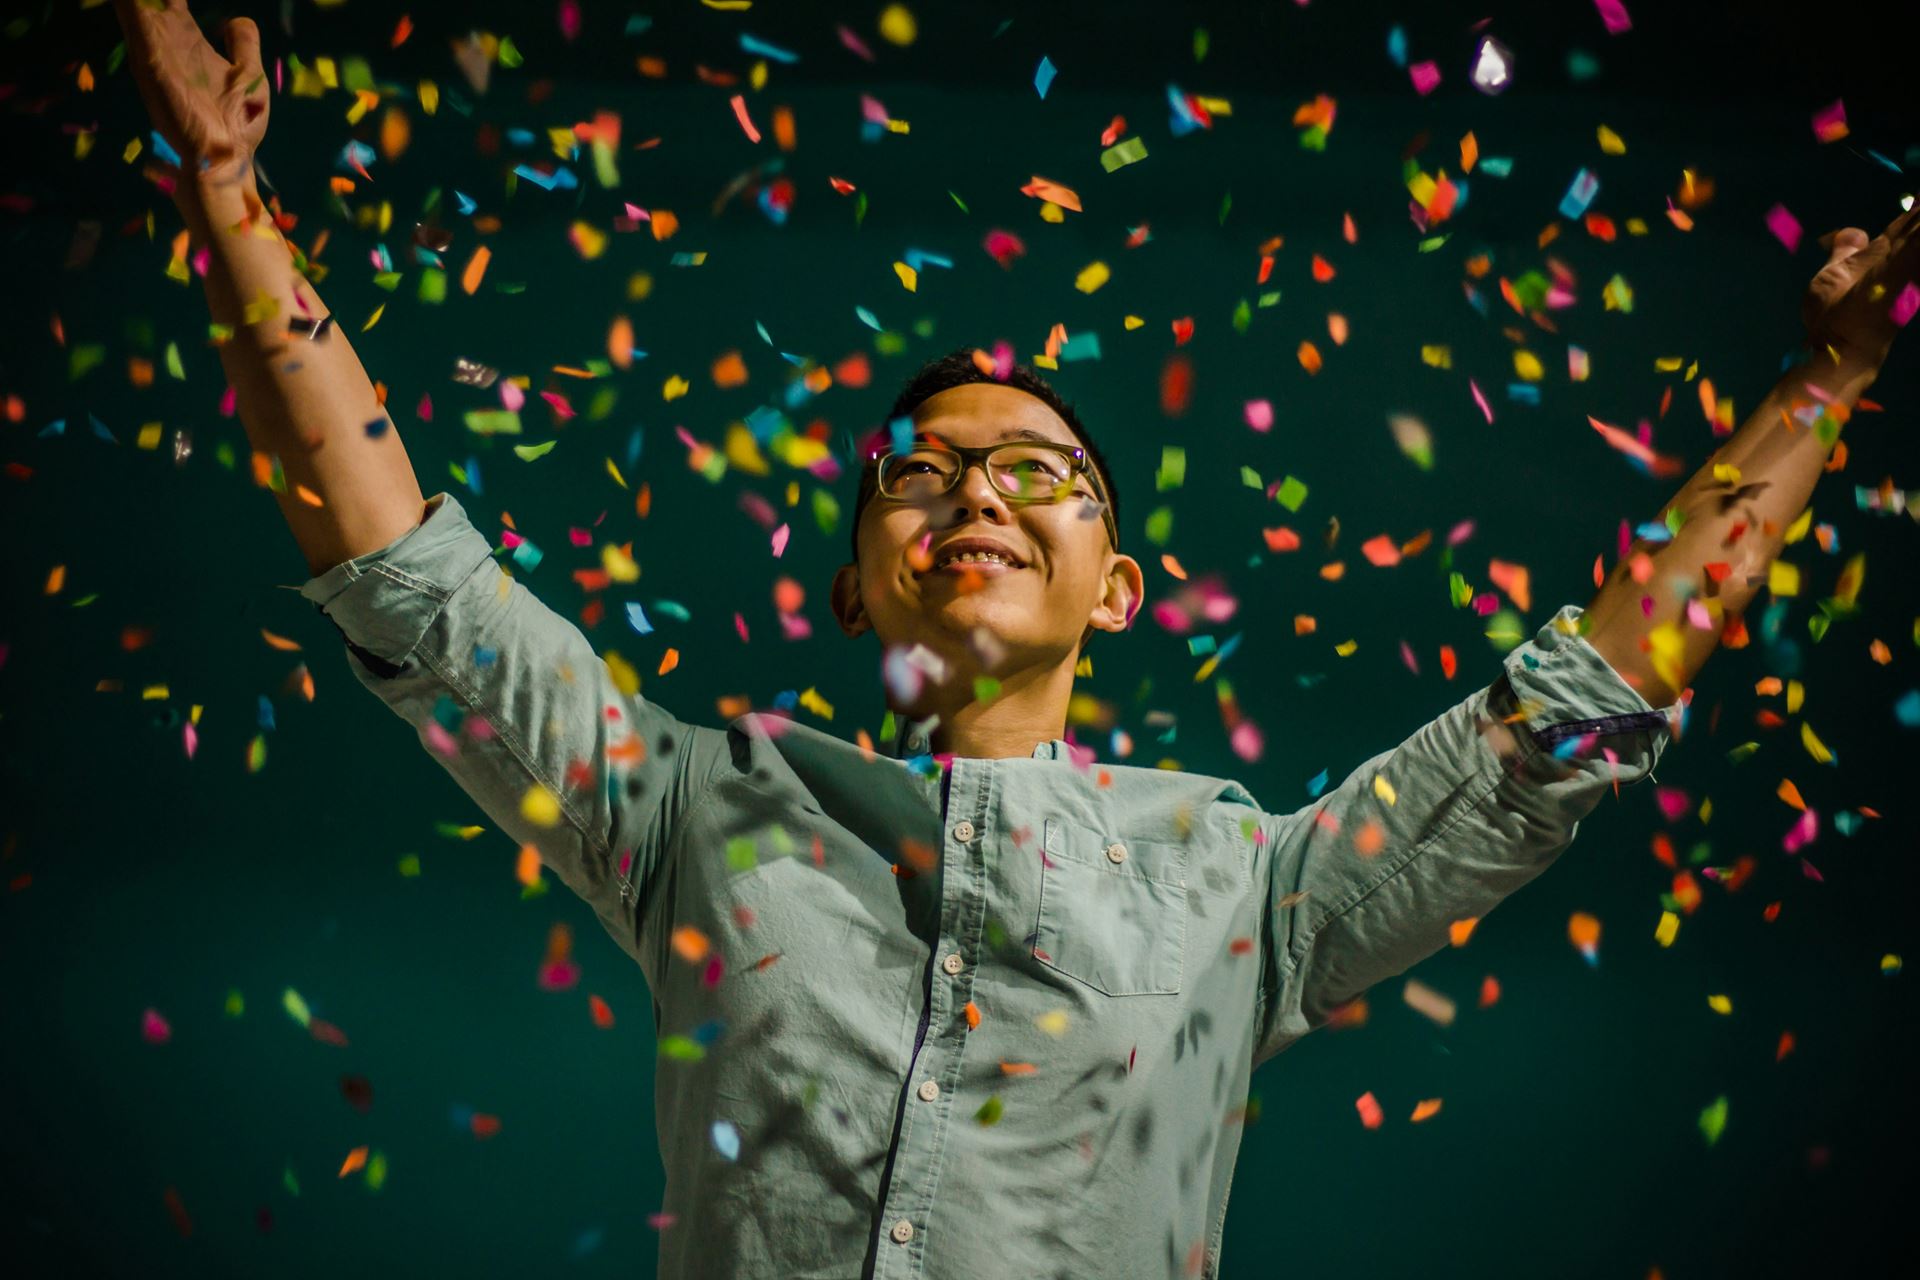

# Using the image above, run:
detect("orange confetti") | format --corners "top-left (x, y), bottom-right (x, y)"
top-left (728, 94), bottom-right (762, 143)
top-left (1439, 645), bottom-right (1457, 679)
top-left (1341, 212), bottom-right (1358, 244)
top-left (1776, 779), bottom-right (1806, 811)
top-left (1293, 614), bottom-right (1317, 636)
top-left (1448, 918), bottom-right (1479, 947)
top-left (1360, 535), bottom-right (1401, 567)
top-left (515, 844), bottom-right (542, 886)
top-left (1019, 175), bottom-right (1081, 211)
top-left (1410, 1098), bottom-right (1443, 1123)
top-left (608, 316), bottom-right (635, 369)
top-left (461, 245), bottom-right (491, 295)
top-left (1352, 819), bottom-right (1385, 858)
top-left (650, 210), bottom-right (680, 240)
top-left (1327, 312), bottom-right (1349, 345)
top-left (670, 926), bottom-right (710, 963)
top-left (1355, 1091), bottom-right (1384, 1130)
top-left (999, 1060), bottom-right (1037, 1076)
top-left (1477, 975), bottom-right (1501, 1008)
top-left (963, 1000), bottom-right (981, 1030)
top-left (711, 350), bottom-right (749, 388)
top-left (1160, 553), bottom-right (1188, 581)
top-left (1460, 131), bottom-right (1478, 172)
top-left (658, 647), bottom-right (680, 676)
top-left (1297, 341), bottom-right (1323, 374)
top-left (1568, 911), bottom-right (1602, 950)
top-left (1487, 559), bottom-right (1532, 611)
top-left (391, 15), bottom-right (413, 47)
top-left (260, 628), bottom-right (302, 651)
top-left (338, 1146), bottom-right (369, 1177)
top-left (589, 994), bottom-right (615, 1029)
top-left (1776, 1031), bottom-right (1795, 1062)
top-left (1310, 254), bottom-right (1336, 282)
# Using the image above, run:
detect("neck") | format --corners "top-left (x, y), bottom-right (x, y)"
top-left (898, 653), bottom-right (1076, 760)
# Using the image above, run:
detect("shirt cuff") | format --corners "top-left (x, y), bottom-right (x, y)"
top-left (1501, 603), bottom-right (1677, 756)
top-left (297, 492), bottom-right (498, 668)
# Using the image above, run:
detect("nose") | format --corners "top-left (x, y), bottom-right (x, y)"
top-left (938, 458), bottom-right (1013, 528)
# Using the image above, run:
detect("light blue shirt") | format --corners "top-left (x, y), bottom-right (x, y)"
top-left (301, 493), bottom-right (1674, 1278)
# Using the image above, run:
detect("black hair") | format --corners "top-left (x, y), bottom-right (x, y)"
top-left (848, 347), bottom-right (1120, 562)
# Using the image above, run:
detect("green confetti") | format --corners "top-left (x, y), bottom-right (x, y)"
top-left (972, 676), bottom-right (1001, 703)
top-left (974, 1096), bottom-right (1004, 1126)
top-left (1144, 506), bottom-right (1174, 547)
top-left (164, 342), bottom-right (184, 380)
top-left (948, 190), bottom-right (968, 213)
top-left (364, 1150), bottom-right (388, 1192)
top-left (397, 853), bottom-right (422, 877)
top-left (1098, 137), bottom-right (1148, 173)
top-left (282, 987), bottom-right (312, 1028)
top-left (726, 836), bottom-right (758, 872)
top-left (224, 989), bottom-right (245, 1017)
top-left (1156, 446), bottom-right (1186, 491)
top-left (1231, 297), bottom-right (1251, 333)
top-left (1274, 475), bottom-right (1308, 512)
top-left (1698, 1094), bottom-right (1728, 1146)
top-left (1239, 466), bottom-right (1262, 489)
top-left (512, 440), bottom-right (558, 461)
top-left (660, 1035), bottom-right (706, 1061)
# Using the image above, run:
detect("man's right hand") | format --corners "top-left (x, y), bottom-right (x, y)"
top-left (113, 0), bottom-right (269, 202)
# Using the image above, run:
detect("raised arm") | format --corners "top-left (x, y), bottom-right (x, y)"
top-left (1584, 206), bottom-right (1917, 706)
top-left (114, 0), bottom-right (425, 574)
top-left (115, 0), bottom-right (728, 960)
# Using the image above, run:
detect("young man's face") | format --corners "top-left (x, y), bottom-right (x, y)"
top-left (831, 382), bottom-right (1143, 681)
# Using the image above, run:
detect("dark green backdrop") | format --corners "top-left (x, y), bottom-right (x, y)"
top-left (4, 1), bottom-right (1916, 1275)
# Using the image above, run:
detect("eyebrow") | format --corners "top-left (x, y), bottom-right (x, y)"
top-left (911, 426), bottom-right (1073, 448)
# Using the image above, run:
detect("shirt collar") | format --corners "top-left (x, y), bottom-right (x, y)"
top-left (884, 711), bottom-right (1077, 764)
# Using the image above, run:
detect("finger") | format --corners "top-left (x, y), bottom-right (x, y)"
top-left (223, 16), bottom-right (262, 80)
top-left (1818, 226), bottom-right (1869, 264)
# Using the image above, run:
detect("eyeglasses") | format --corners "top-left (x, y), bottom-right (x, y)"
top-left (865, 439), bottom-right (1118, 548)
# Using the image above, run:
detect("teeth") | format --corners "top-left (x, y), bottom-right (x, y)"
top-left (937, 550), bottom-right (1015, 568)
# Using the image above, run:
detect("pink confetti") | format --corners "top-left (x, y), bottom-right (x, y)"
top-left (1398, 640), bottom-right (1420, 675)
top-left (1593, 0), bottom-right (1633, 34)
top-left (1764, 203), bottom-right (1802, 253)
top-left (557, 0), bottom-right (582, 42)
top-left (500, 380), bottom-right (526, 412)
top-left (1655, 787), bottom-right (1692, 822)
top-left (734, 612), bottom-right (750, 643)
top-left (1468, 378), bottom-right (1493, 424)
top-left (415, 393), bottom-right (433, 422)
top-left (1685, 598), bottom-right (1714, 630)
top-left (728, 94), bottom-right (762, 144)
top-left (1229, 720), bottom-right (1264, 763)
top-left (219, 385), bottom-right (236, 417)
top-left (1244, 399), bottom-right (1274, 432)
top-left (1409, 61), bottom-right (1441, 95)
top-left (1446, 519), bottom-right (1475, 547)
top-left (1891, 282), bottom-right (1920, 328)
top-left (836, 24), bottom-right (875, 63)
top-left (182, 721), bottom-right (197, 760)
top-left (1810, 99), bottom-right (1848, 143)
top-left (1783, 807), bottom-right (1819, 854)
top-left (141, 1008), bottom-right (172, 1045)
top-left (770, 523), bottom-right (791, 557)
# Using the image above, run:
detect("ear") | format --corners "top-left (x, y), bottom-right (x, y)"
top-left (1088, 552), bottom-right (1144, 637)
top-left (831, 562), bottom-right (871, 638)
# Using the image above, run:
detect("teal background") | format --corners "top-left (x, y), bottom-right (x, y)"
top-left (3, 1), bottom-right (1916, 1275)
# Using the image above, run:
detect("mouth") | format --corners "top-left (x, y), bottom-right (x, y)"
top-left (917, 538), bottom-right (1030, 577)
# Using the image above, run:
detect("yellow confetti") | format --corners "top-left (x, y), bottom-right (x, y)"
top-left (1783, 507), bottom-right (1813, 545)
top-left (1033, 1009), bottom-right (1069, 1037)
top-left (1420, 344), bottom-right (1452, 369)
top-left (1654, 910), bottom-right (1680, 948)
top-left (520, 784), bottom-right (561, 827)
top-left (1512, 349), bottom-right (1543, 381)
top-left (893, 261), bottom-right (918, 292)
top-left (1597, 124), bottom-right (1626, 154)
top-left (1707, 994), bottom-right (1732, 1015)
top-left (663, 374), bottom-right (690, 401)
top-left (1768, 560), bottom-right (1800, 597)
top-left (1372, 773), bottom-right (1397, 806)
top-left (1075, 261), bottom-right (1110, 293)
top-left (878, 3), bottom-right (916, 43)
top-left (1799, 721), bottom-right (1832, 764)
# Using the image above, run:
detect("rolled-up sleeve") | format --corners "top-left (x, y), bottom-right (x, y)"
top-left (300, 492), bottom-right (720, 962)
top-left (1251, 603), bottom-right (1675, 1065)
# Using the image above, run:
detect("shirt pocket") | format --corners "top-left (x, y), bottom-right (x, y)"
top-left (1034, 818), bottom-right (1188, 996)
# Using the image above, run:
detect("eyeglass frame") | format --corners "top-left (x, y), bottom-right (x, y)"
top-left (856, 436), bottom-right (1120, 552)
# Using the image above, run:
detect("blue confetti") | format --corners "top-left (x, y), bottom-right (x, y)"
top-left (1306, 768), bottom-right (1329, 798)
top-left (39, 418), bottom-right (65, 438)
top-left (150, 130), bottom-right (181, 167)
top-left (454, 189), bottom-right (477, 215)
top-left (740, 33), bottom-right (799, 64)
top-left (257, 696), bottom-right (276, 731)
top-left (1558, 168), bottom-right (1600, 220)
top-left (1386, 25), bottom-right (1408, 68)
top-left (1034, 55), bottom-right (1057, 99)
top-left (652, 600), bottom-right (691, 623)
top-left (855, 305), bottom-right (883, 332)
top-left (626, 602), bottom-right (654, 635)
top-left (1895, 689), bottom-right (1920, 728)
top-left (711, 1120), bottom-right (741, 1161)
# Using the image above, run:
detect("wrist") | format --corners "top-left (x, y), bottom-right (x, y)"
top-left (173, 171), bottom-right (263, 238)
top-left (1799, 344), bottom-right (1883, 401)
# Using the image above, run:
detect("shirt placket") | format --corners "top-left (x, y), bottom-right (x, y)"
top-left (870, 756), bottom-right (994, 1278)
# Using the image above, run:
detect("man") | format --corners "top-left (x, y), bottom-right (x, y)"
top-left (116, 2), bottom-right (1915, 1275)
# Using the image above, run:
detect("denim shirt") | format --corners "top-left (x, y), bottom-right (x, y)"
top-left (300, 493), bottom-right (1674, 1279)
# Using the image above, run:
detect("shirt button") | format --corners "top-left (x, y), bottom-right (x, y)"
top-left (941, 952), bottom-right (965, 976)
top-left (890, 1218), bottom-right (915, 1244)
top-left (916, 1078), bottom-right (941, 1102)
top-left (1106, 841), bottom-right (1128, 864)
top-left (952, 819), bottom-right (976, 843)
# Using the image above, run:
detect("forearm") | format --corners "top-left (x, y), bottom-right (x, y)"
top-left (180, 171), bottom-right (426, 575)
top-left (1582, 353), bottom-right (1876, 705)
